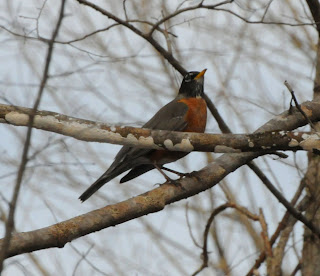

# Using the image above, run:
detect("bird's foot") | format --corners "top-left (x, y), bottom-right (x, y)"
top-left (166, 178), bottom-right (186, 190)
top-left (154, 164), bottom-right (186, 190)
top-left (184, 171), bottom-right (202, 181)
top-left (153, 179), bottom-right (185, 190)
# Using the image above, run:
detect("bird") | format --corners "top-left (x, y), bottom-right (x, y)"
top-left (79, 69), bottom-right (207, 202)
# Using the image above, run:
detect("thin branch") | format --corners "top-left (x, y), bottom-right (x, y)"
top-left (72, 244), bottom-right (94, 276)
top-left (122, 0), bottom-right (129, 21)
top-left (203, 93), bottom-right (231, 134)
top-left (261, 0), bottom-right (275, 21)
top-left (148, 0), bottom-right (234, 36)
top-left (0, 0), bottom-right (66, 271)
top-left (214, 8), bottom-right (316, 27)
top-left (284, 80), bottom-right (317, 130)
top-left (77, 0), bottom-right (187, 75)
top-left (185, 203), bottom-right (202, 248)
top-left (193, 202), bottom-right (260, 276)
top-left (258, 209), bottom-right (272, 271)
top-left (246, 182), bottom-right (308, 275)
top-left (247, 163), bottom-right (320, 241)
top-left (192, 203), bottom-right (231, 276)
top-left (290, 262), bottom-right (301, 276)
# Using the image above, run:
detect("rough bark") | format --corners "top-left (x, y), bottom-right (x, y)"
top-left (302, 1), bottom-right (320, 274)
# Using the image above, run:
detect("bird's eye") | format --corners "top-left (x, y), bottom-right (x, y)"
top-left (184, 73), bottom-right (192, 82)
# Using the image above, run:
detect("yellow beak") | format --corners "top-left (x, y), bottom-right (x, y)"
top-left (194, 69), bottom-right (207, 80)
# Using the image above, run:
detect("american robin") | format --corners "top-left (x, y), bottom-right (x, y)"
top-left (79, 69), bottom-right (207, 202)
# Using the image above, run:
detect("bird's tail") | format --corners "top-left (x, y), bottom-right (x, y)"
top-left (79, 171), bottom-right (118, 202)
top-left (120, 164), bottom-right (154, 183)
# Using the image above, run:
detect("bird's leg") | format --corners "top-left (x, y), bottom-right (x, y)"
top-left (162, 167), bottom-right (186, 178)
top-left (162, 167), bottom-right (201, 182)
top-left (154, 164), bottom-right (174, 183)
top-left (154, 164), bottom-right (185, 189)
top-left (162, 167), bottom-right (191, 179)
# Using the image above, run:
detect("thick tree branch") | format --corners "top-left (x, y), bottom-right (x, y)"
top-left (0, 152), bottom-right (256, 258)
top-left (1, 102), bottom-right (320, 153)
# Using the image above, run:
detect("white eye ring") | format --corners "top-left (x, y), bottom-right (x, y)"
top-left (185, 74), bottom-right (192, 82)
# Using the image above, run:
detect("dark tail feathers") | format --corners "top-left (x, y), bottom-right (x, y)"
top-left (79, 173), bottom-right (114, 202)
top-left (120, 165), bottom-right (154, 183)
top-left (80, 165), bottom-right (155, 202)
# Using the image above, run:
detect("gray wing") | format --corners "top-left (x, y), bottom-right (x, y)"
top-left (107, 99), bottom-right (188, 173)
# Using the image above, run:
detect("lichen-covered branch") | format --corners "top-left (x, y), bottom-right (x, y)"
top-left (1, 102), bottom-right (320, 154)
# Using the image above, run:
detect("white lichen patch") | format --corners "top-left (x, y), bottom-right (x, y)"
top-left (293, 132), bottom-right (299, 136)
top-left (214, 145), bottom-right (241, 153)
top-left (138, 136), bottom-right (157, 147)
top-left (57, 119), bottom-right (125, 143)
top-left (302, 133), bottom-right (310, 140)
top-left (126, 133), bottom-right (138, 142)
top-left (164, 139), bottom-right (173, 148)
top-left (288, 139), bottom-right (299, 147)
top-left (4, 112), bottom-right (167, 150)
top-left (5, 112), bottom-right (30, 125)
top-left (279, 130), bottom-right (286, 136)
top-left (276, 115), bottom-right (289, 122)
top-left (248, 141), bottom-right (254, 148)
top-left (300, 134), bottom-right (320, 151)
top-left (5, 112), bottom-right (139, 146)
top-left (164, 138), bottom-right (194, 152)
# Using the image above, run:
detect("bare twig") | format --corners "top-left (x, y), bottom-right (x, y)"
top-left (185, 203), bottom-right (202, 248)
top-left (284, 80), bottom-right (317, 130)
top-left (246, 182), bottom-right (308, 275)
top-left (261, 0), bottom-right (275, 21)
top-left (290, 262), bottom-right (301, 276)
top-left (0, 0), bottom-right (66, 271)
top-left (192, 203), bottom-right (230, 276)
top-left (72, 244), bottom-right (95, 276)
top-left (248, 163), bottom-right (320, 239)
top-left (193, 202), bottom-right (259, 276)
top-left (122, 0), bottom-right (129, 21)
top-left (214, 8), bottom-right (315, 27)
top-left (258, 209), bottom-right (272, 271)
top-left (148, 0), bottom-right (234, 36)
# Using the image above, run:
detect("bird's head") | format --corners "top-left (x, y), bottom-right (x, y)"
top-left (179, 69), bottom-right (206, 98)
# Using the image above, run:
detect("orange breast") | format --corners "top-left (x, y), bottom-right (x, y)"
top-left (149, 97), bottom-right (207, 165)
top-left (178, 98), bottom-right (207, 133)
